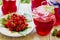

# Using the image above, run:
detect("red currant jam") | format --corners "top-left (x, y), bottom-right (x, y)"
top-left (2, 0), bottom-right (17, 15)
top-left (34, 18), bottom-right (54, 36)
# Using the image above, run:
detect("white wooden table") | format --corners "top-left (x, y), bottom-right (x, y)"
top-left (0, 3), bottom-right (60, 40)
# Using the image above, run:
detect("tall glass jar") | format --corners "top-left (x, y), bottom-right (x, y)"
top-left (2, 0), bottom-right (17, 15)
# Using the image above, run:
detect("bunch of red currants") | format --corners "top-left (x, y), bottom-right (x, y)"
top-left (4, 14), bottom-right (28, 32)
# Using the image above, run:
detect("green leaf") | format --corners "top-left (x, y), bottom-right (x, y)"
top-left (21, 0), bottom-right (25, 3)
top-left (18, 30), bottom-right (27, 36)
top-left (20, 0), bottom-right (30, 3)
top-left (45, 5), bottom-right (54, 14)
top-left (1, 18), bottom-right (6, 24)
top-left (0, 24), bottom-right (5, 27)
top-left (0, 0), bottom-right (2, 5)
top-left (52, 29), bottom-right (58, 36)
top-left (7, 15), bottom-right (10, 20)
top-left (25, 0), bottom-right (30, 3)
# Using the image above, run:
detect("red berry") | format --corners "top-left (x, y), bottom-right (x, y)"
top-left (16, 17), bottom-right (20, 20)
top-left (13, 17), bottom-right (19, 21)
top-left (20, 15), bottom-right (26, 20)
top-left (22, 24), bottom-right (28, 29)
top-left (20, 23), bottom-right (27, 30)
top-left (16, 28), bottom-right (19, 32)
top-left (12, 14), bottom-right (18, 17)
top-left (11, 16), bottom-right (15, 20)
top-left (9, 27), bottom-right (14, 31)
top-left (17, 21), bottom-right (23, 25)
top-left (5, 23), bottom-right (10, 28)
top-left (57, 30), bottom-right (60, 37)
top-left (5, 21), bottom-right (12, 28)
top-left (16, 27), bottom-right (22, 32)
top-left (12, 23), bottom-right (16, 28)
top-left (7, 20), bottom-right (13, 23)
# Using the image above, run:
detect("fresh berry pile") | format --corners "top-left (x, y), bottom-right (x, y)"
top-left (52, 29), bottom-right (60, 38)
top-left (4, 14), bottom-right (28, 32)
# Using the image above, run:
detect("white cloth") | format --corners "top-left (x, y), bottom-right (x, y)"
top-left (47, 0), bottom-right (58, 8)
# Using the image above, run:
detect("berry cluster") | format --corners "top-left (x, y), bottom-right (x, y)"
top-left (52, 29), bottom-right (60, 38)
top-left (4, 14), bottom-right (28, 32)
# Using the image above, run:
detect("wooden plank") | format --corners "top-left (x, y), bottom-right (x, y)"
top-left (0, 29), bottom-right (50, 40)
top-left (0, 32), bottom-right (50, 40)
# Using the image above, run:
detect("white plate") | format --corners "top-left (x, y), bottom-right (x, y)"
top-left (0, 14), bottom-right (35, 37)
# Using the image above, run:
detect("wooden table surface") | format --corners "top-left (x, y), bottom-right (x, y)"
top-left (0, 3), bottom-right (60, 40)
top-left (0, 32), bottom-right (50, 40)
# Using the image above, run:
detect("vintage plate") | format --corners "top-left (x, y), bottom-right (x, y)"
top-left (0, 13), bottom-right (35, 37)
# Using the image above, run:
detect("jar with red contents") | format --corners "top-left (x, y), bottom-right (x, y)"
top-left (2, 0), bottom-right (17, 15)
top-left (33, 5), bottom-right (56, 36)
